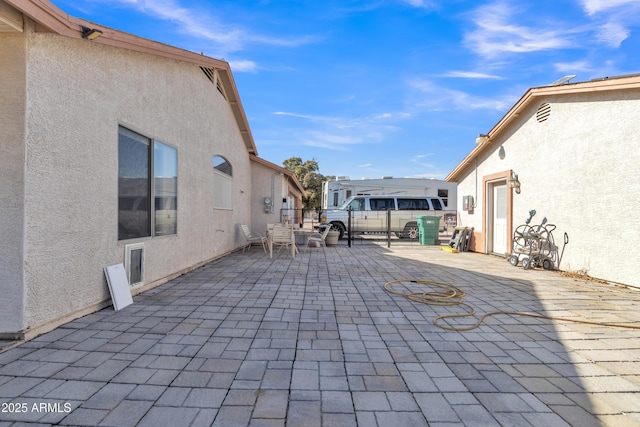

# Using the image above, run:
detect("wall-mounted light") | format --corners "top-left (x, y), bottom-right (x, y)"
top-left (498, 146), bottom-right (505, 160)
top-left (475, 133), bottom-right (489, 145)
top-left (81, 25), bottom-right (103, 40)
top-left (508, 171), bottom-right (521, 194)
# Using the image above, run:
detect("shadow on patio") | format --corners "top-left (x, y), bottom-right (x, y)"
top-left (0, 244), bottom-right (639, 426)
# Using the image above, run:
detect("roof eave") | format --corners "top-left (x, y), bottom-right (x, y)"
top-left (446, 75), bottom-right (640, 182)
top-left (5, 0), bottom-right (258, 156)
top-left (250, 155), bottom-right (307, 197)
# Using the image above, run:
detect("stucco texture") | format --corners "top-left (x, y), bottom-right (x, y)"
top-left (250, 161), bottom-right (289, 234)
top-left (456, 90), bottom-right (640, 287)
top-left (14, 29), bottom-right (251, 333)
top-left (0, 33), bottom-right (26, 333)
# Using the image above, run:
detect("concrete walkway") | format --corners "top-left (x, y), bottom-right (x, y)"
top-left (1, 243), bottom-right (639, 426)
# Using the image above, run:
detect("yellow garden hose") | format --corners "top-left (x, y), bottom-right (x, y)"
top-left (383, 279), bottom-right (640, 332)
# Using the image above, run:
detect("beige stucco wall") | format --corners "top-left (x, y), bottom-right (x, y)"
top-left (0, 33), bottom-right (26, 334)
top-left (250, 162), bottom-right (288, 234)
top-left (455, 90), bottom-right (640, 287)
top-left (7, 25), bottom-right (251, 334)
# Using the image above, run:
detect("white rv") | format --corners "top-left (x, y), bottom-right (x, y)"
top-left (322, 177), bottom-right (457, 210)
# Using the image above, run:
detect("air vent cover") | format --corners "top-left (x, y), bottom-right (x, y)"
top-left (536, 103), bottom-right (551, 123)
top-left (200, 67), bottom-right (227, 100)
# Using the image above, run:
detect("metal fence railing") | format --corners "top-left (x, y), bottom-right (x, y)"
top-left (339, 208), bottom-right (458, 248)
top-left (280, 208), bottom-right (323, 230)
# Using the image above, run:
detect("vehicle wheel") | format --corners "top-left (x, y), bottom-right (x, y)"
top-left (509, 255), bottom-right (519, 267)
top-left (542, 259), bottom-right (554, 270)
top-left (331, 222), bottom-right (346, 239)
top-left (402, 222), bottom-right (419, 239)
top-left (522, 257), bottom-right (531, 269)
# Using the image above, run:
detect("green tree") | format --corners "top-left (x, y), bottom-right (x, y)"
top-left (282, 157), bottom-right (333, 211)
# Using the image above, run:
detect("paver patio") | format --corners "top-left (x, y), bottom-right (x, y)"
top-left (1, 243), bottom-right (639, 426)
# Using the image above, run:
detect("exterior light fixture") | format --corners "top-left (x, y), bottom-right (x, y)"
top-left (508, 171), bottom-right (521, 194)
top-left (498, 146), bottom-right (505, 159)
top-left (81, 26), bottom-right (103, 40)
top-left (475, 133), bottom-right (489, 145)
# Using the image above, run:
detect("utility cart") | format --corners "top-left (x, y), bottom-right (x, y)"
top-left (509, 213), bottom-right (558, 270)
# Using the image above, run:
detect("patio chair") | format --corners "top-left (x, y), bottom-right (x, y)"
top-left (270, 223), bottom-right (296, 258)
top-left (241, 224), bottom-right (266, 253)
top-left (306, 224), bottom-right (332, 252)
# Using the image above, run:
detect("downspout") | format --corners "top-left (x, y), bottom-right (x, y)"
top-left (473, 157), bottom-right (478, 209)
top-left (270, 172), bottom-right (283, 214)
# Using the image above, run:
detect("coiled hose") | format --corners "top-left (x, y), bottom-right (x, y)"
top-left (383, 279), bottom-right (640, 332)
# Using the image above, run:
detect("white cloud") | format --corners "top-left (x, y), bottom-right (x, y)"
top-left (407, 78), bottom-right (513, 111)
top-left (273, 110), bottom-right (408, 128)
top-left (270, 110), bottom-right (408, 151)
top-left (119, 0), bottom-right (245, 48)
top-left (273, 111), bottom-right (319, 120)
top-left (229, 59), bottom-right (258, 73)
top-left (100, 0), bottom-right (318, 55)
top-left (578, 0), bottom-right (640, 48)
top-left (411, 153), bottom-right (436, 168)
top-left (399, 0), bottom-right (435, 9)
top-left (303, 132), bottom-right (368, 151)
top-left (595, 22), bottom-right (630, 47)
top-left (463, 2), bottom-right (575, 58)
top-left (464, 0), bottom-right (640, 58)
top-left (580, 0), bottom-right (638, 16)
top-left (442, 71), bottom-right (502, 79)
top-left (554, 60), bottom-right (593, 73)
top-left (249, 34), bottom-right (323, 48)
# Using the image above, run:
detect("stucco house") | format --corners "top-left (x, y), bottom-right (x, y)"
top-left (0, 0), bottom-right (265, 338)
top-left (250, 155), bottom-right (306, 234)
top-left (446, 74), bottom-right (640, 288)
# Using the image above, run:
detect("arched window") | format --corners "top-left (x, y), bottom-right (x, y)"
top-left (213, 155), bottom-right (232, 209)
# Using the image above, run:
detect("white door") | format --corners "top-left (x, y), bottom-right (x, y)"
top-left (493, 184), bottom-right (507, 254)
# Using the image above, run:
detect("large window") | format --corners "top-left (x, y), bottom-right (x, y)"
top-left (213, 155), bottom-right (233, 209)
top-left (118, 126), bottom-right (177, 240)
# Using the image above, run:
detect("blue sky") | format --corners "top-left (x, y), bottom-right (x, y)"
top-left (54, 0), bottom-right (640, 179)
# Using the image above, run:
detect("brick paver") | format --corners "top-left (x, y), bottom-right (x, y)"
top-left (1, 243), bottom-right (640, 426)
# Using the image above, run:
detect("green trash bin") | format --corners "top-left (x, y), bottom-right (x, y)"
top-left (417, 215), bottom-right (441, 245)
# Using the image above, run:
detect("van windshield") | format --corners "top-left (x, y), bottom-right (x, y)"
top-left (339, 197), bottom-right (365, 211)
top-left (338, 199), bottom-right (352, 210)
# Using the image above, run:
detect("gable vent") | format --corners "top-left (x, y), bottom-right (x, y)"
top-left (536, 103), bottom-right (551, 123)
top-left (200, 67), bottom-right (227, 100)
